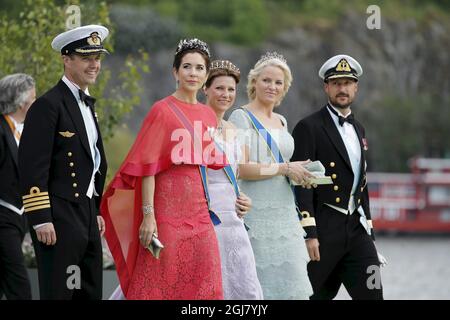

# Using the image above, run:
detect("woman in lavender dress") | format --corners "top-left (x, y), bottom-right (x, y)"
top-left (204, 60), bottom-right (263, 300)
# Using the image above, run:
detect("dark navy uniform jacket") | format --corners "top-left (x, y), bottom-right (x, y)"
top-left (291, 106), bottom-right (374, 240)
top-left (0, 116), bottom-right (22, 210)
top-left (18, 80), bottom-right (107, 226)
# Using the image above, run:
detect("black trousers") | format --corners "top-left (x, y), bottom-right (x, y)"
top-left (0, 207), bottom-right (32, 300)
top-left (30, 195), bottom-right (102, 300)
top-left (308, 205), bottom-right (383, 300)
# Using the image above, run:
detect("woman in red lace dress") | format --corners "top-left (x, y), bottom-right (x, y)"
top-left (101, 39), bottom-right (226, 299)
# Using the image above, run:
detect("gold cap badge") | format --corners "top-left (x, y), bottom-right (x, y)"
top-left (87, 32), bottom-right (101, 46)
top-left (335, 59), bottom-right (351, 72)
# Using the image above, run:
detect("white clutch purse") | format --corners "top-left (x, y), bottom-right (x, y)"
top-left (291, 160), bottom-right (333, 185)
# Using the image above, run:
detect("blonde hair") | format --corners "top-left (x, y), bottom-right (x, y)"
top-left (246, 58), bottom-right (292, 107)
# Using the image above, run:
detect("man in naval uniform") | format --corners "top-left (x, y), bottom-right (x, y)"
top-left (18, 25), bottom-right (109, 299)
top-left (291, 54), bottom-right (384, 300)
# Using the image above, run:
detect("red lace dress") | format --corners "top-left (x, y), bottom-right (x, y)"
top-left (101, 96), bottom-right (226, 299)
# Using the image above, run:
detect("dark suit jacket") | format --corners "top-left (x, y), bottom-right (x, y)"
top-left (291, 105), bottom-right (374, 240)
top-left (0, 115), bottom-right (22, 209)
top-left (18, 80), bottom-right (107, 226)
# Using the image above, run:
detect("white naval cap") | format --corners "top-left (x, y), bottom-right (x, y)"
top-left (318, 54), bottom-right (363, 82)
top-left (51, 25), bottom-right (109, 55)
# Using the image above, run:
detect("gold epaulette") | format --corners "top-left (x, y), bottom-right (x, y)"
top-left (300, 211), bottom-right (316, 227)
top-left (23, 187), bottom-right (51, 213)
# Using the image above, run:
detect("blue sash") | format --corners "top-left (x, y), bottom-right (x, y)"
top-left (212, 139), bottom-right (240, 196)
top-left (215, 140), bottom-right (251, 231)
top-left (223, 165), bottom-right (240, 196)
top-left (242, 108), bottom-right (303, 220)
top-left (199, 166), bottom-right (221, 225)
top-left (166, 100), bottom-right (221, 226)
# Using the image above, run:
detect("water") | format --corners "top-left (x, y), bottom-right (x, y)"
top-left (24, 235), bottom-right (450, 300)
top-left (100, 235), bottom-right (449, 300)
top-left (336, 235), bottom-right (450, 300)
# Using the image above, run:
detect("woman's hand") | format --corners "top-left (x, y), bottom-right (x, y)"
top-left (287, 160), bottom-right (316, 188)
top-left (139, 214), bottom-right (158, 248)
top-left (236, 192), bottom-right (252, 218)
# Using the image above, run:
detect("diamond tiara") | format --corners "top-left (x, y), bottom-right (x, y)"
top-left (256, 51), bottom-right (287, 66)
top-left (210, 60), bottom-right (240, 74)
top-left (175, 38), bottom-right (210, 57)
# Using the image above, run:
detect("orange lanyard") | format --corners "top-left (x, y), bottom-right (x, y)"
top-left (4, 115), bottom-right (21, 141)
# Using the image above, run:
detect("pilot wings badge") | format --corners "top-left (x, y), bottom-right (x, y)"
top-left (59, 131), bottom-right (75, 138)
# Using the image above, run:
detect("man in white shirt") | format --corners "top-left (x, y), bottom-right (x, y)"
top-left (18, 25), bottom-right (108, 300)
top-left (0, 73), bottom-right (35, 299)
top-left (292, 54), bottom-right (383, 299)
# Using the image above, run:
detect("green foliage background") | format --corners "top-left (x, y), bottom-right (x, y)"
top-left (0, 0), bottom-right (149, 141)
top-left (102, 0), bottom-right (450, 46)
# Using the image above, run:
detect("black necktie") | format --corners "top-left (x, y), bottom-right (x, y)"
top-left (327, 104), bottom-right (354, 126)
top-left (78, 89), bottom-right (96, 111)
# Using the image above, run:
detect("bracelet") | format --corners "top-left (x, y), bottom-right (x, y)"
top-left (142, 204), bottom-right (154, 216)
top-left (285, 162), bottom-right (291, 177)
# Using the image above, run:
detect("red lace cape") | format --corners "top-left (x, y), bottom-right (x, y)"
top-left (100, 96), bottom-right (226, 296)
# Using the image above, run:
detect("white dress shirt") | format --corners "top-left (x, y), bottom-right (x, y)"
top-left (326, 103), bottom-right (371, 235)
top-left (62, 76), bottom-right (101, 198)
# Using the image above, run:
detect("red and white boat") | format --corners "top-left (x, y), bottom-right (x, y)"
top-left (369, 158), bottom-right (450, 233)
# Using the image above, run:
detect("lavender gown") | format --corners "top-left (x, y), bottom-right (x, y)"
top-left (208, 136), bottom-right (263, 300)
